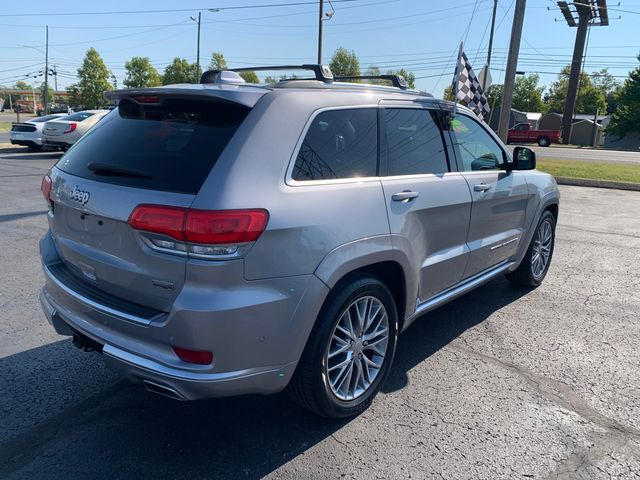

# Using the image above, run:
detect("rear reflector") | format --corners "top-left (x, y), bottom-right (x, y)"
top-left (63, 123), bottom-right (77, 134)
top-left (172, 346), bottom-right (213, 365)
top-left (128, 205), bottom-right (269, 245)
top-left (41, 175), bottom-right (52, 202)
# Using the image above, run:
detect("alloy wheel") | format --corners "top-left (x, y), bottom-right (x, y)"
top-left (325, 296), bottom-right (389, 401)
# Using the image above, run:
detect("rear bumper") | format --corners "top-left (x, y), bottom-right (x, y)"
top-left (43, 139), bottom-right (72, 148)
top-left (39, 232), bottom-right (329, 400)
top-left (10, 132), bottom-right (42, 147)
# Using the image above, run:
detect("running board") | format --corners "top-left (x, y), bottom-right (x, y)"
top-left (408, 261), bottom-right (515, 323)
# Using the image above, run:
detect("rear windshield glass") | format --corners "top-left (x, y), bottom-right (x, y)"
top-left (31, 114), bottom-right (66, 123)
top-left (56, 98), bottom-right (249, 194)
top-left (63, 111), bottom-right (96, 122)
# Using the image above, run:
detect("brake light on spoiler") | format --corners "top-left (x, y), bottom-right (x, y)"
top-left (128, 205), bottom-right (269, 258)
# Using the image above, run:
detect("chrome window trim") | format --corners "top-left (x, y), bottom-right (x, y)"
top-left (285, 104), bottom-right (380, 187)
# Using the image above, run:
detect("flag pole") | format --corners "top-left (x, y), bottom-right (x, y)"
top-left (452, 41), bottom-right (463, 117)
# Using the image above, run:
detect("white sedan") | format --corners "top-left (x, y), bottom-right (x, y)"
top-left (43, 110), bottom-right (110, 151)
top-left (9, 113), bottom-right (68, 151)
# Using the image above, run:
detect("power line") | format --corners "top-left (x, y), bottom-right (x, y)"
top-left (0, 0), bottom-right (361, 17)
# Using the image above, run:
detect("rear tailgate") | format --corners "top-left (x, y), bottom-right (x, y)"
top-left (45, 88), bottom-right (266, 315)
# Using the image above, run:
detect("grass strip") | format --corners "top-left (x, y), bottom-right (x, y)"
top-left (537, 158), bottom-right (640, 185)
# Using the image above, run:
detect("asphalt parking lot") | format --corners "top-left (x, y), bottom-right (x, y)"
top-left (0, 149), bottom-right (639, 480)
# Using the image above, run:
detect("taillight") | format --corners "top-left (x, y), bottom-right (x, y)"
top-left (63, 123), bottom-right (77, 134)
top-left (41, 175), bottom-right (52, 202)
top-left (128, 205), bottom-right (269, 257)
top-left (185, 209), bottom-right (269, 244)
top-left (172, 346), bottom-right (213, 365)
top-left (128, 205), bottom-right (186, 241)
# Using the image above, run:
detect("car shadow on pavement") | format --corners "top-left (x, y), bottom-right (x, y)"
top-left (382, 276), bottom-right (531, 394)
top-left (0, 277), bottom-right (531, 480)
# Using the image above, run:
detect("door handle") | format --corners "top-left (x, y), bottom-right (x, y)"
top-left (473, 183), bottom-right (492, 192)
top-left (392, 190), bottom-right (419, 202)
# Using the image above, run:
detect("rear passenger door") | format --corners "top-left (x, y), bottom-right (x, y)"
top-left (380, 105), bottom-right (472, 302)
top-left (448, 112), bottom-right (530, 278)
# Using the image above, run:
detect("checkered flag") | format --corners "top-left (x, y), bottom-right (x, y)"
top-left (453, 50), bottom-right (490, 122)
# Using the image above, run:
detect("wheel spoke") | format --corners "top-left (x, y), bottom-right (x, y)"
top-left (325, 295), bottom-right (390, 402)
top-left (328, 340), bottom-right (351, 359)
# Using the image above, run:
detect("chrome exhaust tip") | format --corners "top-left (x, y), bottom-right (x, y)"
top-left (141, 379), bottom-right (186, 401)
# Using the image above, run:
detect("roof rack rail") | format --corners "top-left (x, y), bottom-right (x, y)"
top-left (334, 75), bottom-right (408, 90)
top-left (200, 64), bottom-right (333, 84)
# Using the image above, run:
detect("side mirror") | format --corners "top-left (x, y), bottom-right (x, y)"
top-left (512, 146), bottom-right (536, 170)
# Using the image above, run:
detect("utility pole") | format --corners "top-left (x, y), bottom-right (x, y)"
top-left (481, 0), bottom-right (499, 89)
top-left (190, 12), bottom-right (201, 82)
top-left (497, 0), bottom-right (526, 142)
top-left (196, 12), bottom-right (201, 82)
top-left (317, 0), bottom-right (324, 64)
top-left (44, 25), bottom-right (49, 115)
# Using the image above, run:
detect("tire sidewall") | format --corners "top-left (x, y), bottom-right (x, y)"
top-left (526, 211), bottom-right (556, 286)
top-left (315, 277), bottom-right (398, 417)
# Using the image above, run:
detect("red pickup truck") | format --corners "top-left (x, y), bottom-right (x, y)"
top-left (507, 123), bottom-right (561, 147)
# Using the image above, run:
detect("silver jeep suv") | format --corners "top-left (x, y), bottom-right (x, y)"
top-left (39, 65), bottom-right (559, 418)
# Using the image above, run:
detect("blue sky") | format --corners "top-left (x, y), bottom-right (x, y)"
top-left (1, 0), bottom-right (639, 96)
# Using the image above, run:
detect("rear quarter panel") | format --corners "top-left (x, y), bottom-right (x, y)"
top-left (191, 90), bottom-right (393, 280)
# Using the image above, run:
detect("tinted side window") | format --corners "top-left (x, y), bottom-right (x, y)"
top-left (451, 114), bottom-right (505, 171)
top-left (384, 108), bottom-right (448, 176)
top-left (292, 108), bottom-right (377, 181)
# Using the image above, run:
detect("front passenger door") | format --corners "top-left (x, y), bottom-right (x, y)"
top-left (449, 113), bottom-right (530, 278)
top-left (380, 106), bottom-right (472, 302)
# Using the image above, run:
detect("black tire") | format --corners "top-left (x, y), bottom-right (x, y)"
top-left (537, 136), bottom-right (550, 147)
top-left (506, 210), bottom-right (556, 287)
top-left (287, 275), bottom-right (398, 418)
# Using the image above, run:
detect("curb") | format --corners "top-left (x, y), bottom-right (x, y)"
top-left (554, 176), bottom-right (640, 192)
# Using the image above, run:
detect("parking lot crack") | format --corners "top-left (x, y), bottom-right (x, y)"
top-left (449, 345), bottom-right (640, 440)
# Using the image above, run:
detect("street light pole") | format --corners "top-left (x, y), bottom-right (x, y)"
top-left (44, 25), bottom-right (49, 115)
top-left (31, 82), bottom-right (37, 114)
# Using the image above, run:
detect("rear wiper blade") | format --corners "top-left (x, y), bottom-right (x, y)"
top-left (87, 162), bottom-right (154, 179)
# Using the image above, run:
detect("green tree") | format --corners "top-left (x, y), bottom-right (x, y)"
top-left (329, 47), bottom-right (360, 77)
top-left (209, 52), bottom-right (227, 70)
top-left (442, 84), bottom-right (455, 101)
top-left (484, 83), bottom-right (503, 108)
top-left (264, 75), bottom-right (278, 84)
top-left (606, 55), bottom-right (640, 138)
top-left (512, 74), bottom-right (546, 112)
top-left (14, 80), bottom-right (30, 90)
top-left (124, 57), bottom-right (162, 88)
top-left (239, 71), bottom-right (259, 83)
top-left (66, 84), bottom-right (82, 109)
top-left (591, 68), bottom-right (620, 114)
top-left (386, 68), bottom-right (416, 89)
top-left (162, 57), bottom-right (199, 85)
top-left (39, 83), bottom-right (54, 106)
top-left (76, 47), bottom-right (112, 109)
top-left (544, 65), bottom-right (606, 115)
